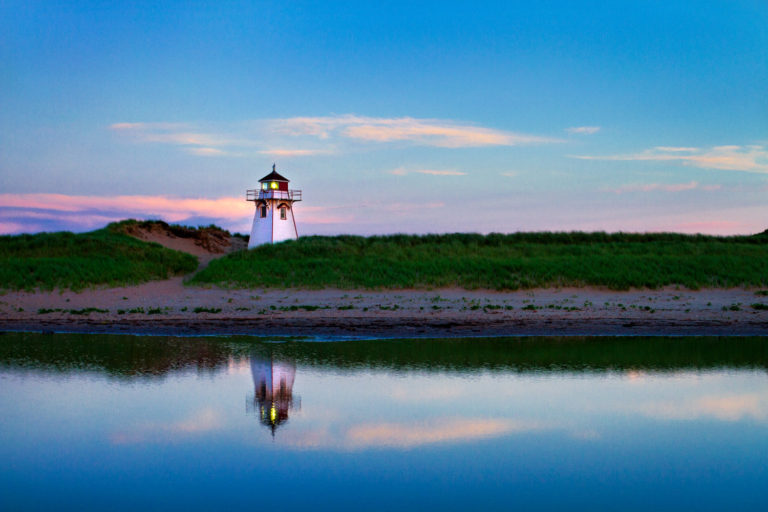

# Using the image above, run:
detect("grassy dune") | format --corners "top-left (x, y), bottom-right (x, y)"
top-left (191, 232), bottom-right (768, 290)
top-left (0, 224), bottom-right (198, 291)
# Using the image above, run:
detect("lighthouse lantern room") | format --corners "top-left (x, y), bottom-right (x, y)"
top-left (246, 164), bottom-right (302, 248)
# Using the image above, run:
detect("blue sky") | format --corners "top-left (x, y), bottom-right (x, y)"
top-left (1, 0), bottom-right (766, 235)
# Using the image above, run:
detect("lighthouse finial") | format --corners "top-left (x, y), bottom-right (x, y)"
top-left (272, 163), bottom-right (276, 172)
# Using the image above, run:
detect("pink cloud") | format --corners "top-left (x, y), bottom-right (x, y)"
top-left (295, 206), bottom-right (355, 224)
top-left (111, 408), bottom-right (225, 445)
top-left (607, 181), bottom-right (721, 194)
top-left (0, 193), bottom-right (347, 234)
top-left (380, 202), bottom-right (445, 212)
top-left (257, 148), bottom-right (334, 157)
top-left (574, 145), bottom-right (768, 173)
top-left (638, 393), bottom-right (768, 422)
top-left (0, 193), bottom-right (250, 219)
top-left (278, 418), bottom-right (549, 451)
top-left (345, 419), bottom-right (532, 448)
top-left (654, 146), bottom-right (698, 152)
top-left (0, 221), bottom-right (28, 233)
top-left (390, 167), bottom-right (466, 176)
top-left (566, 126), bottom-right (600, 135)
top-left (111, 115), bottom-right (559, 159)
top-left (670, 220), bottom-right (744, 233)
top-left (186, 147), bottom-right (226, 156)
top-left (110, 123), bottom-right (228, 147)
top-left (271, 115), bottom-right (560, 148)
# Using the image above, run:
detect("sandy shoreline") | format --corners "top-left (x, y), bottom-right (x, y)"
top-left (1, 279), bottom-right (767, 337)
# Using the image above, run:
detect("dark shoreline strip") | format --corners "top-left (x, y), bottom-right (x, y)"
top-left (1, 316), bottom-right (767, 338)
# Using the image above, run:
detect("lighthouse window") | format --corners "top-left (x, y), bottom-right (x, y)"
top-left (270, 181), bottom-right (278, 190)
top-left (261, 183), bottom-right (267, 191)
top-left (280, 207), bottom-right (287, 220)
top-left (260, 205), bottom-right (267, 218)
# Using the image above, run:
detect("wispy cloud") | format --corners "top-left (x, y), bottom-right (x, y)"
top-left (607, 181), bottom-right (721, 194)
top-left (110, 122), bottom-right (231, 147)
top-left (379, 201), bottom-right (445, 212)
top-left (0, 193), bottom-right (250, 220)
top-left (574, 145), bottom-right (768, 173)
top-left (390, 167), bottom-right (466, 176)
top-left (257, 148), bottom-right (334, 157)
top-left (272, 115), bottom-right (559, 148)
top-left (566, 126), bottom-right (600, 135)
top-left (186, 147), bottom-right (226, 156)
top-left (653, 146), bottom-right (699, 152)
top-left (110, 115), bottom-right (559, 157)
top-left (110, 121), bottom-right (321, 158)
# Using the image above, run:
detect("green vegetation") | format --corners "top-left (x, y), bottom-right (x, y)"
top-left (67, 307), bottom-right (109, 315)
top-left (37, 307), bottom-right (110, 315)
top-left (0, 222), bottom-right (197, 291)
top-left (193, 307), bottom-right (222, 314)
top-left (191, 232), bottom-right (768, 290)
top-left (278, 304), bottom-right (329, 311)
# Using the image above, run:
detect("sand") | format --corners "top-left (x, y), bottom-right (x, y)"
top-left (1, 228), bottom-right (766, 338)
top-left (2, 281), bottom-right (767, 337)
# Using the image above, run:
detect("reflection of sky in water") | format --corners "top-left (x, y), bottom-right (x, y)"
top-left (1, 351), bottom-right (767, 510)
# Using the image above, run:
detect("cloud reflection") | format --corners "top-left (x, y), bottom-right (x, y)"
top-left (111, 408), bottom-right (225, 445)
top-left (272, 417), bottom-right (549, 451)
top-left (345, 418), bottom-right (544, 449)
top-left (638, 393), bottom-right (768, 422)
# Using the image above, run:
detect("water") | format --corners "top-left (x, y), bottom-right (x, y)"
top-left (1, 333), bottom-right (767, 511)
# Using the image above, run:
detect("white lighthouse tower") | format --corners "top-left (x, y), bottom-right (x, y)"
top-left (246, 165), bottom-right (302, 249)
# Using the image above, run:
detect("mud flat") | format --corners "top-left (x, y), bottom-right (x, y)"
top-left (1, 282), bottom-right (767, 337)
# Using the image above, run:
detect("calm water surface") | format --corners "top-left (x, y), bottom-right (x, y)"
top-left (1, 333), bottom-right (767, 511)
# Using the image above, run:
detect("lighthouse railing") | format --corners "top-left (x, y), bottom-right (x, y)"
top-left (246, 189), bottom-right (302, 202)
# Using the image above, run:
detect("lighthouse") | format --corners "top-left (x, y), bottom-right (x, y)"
top-left (248, 352), bottom-right (299, 435)
top-left (246, 164), bottom-right (302, 248)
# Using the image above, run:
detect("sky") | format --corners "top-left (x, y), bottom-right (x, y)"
top-left (1, 0), bottom-right (766, 236)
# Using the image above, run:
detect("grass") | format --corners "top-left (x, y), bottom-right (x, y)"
top-left (68, 307), bottom-right (109, 315)
top-left (0, 222), bottom-right (197, 291)
top-left (190, 232), bottom-right (768, 290)
top-left (193, 307), bottom-right (222, 314)
top-left (278, 304), bottom-right (329, 311)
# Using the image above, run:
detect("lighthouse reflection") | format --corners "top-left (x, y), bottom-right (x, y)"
top-left (248, 351), bottom-right (300, 435)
